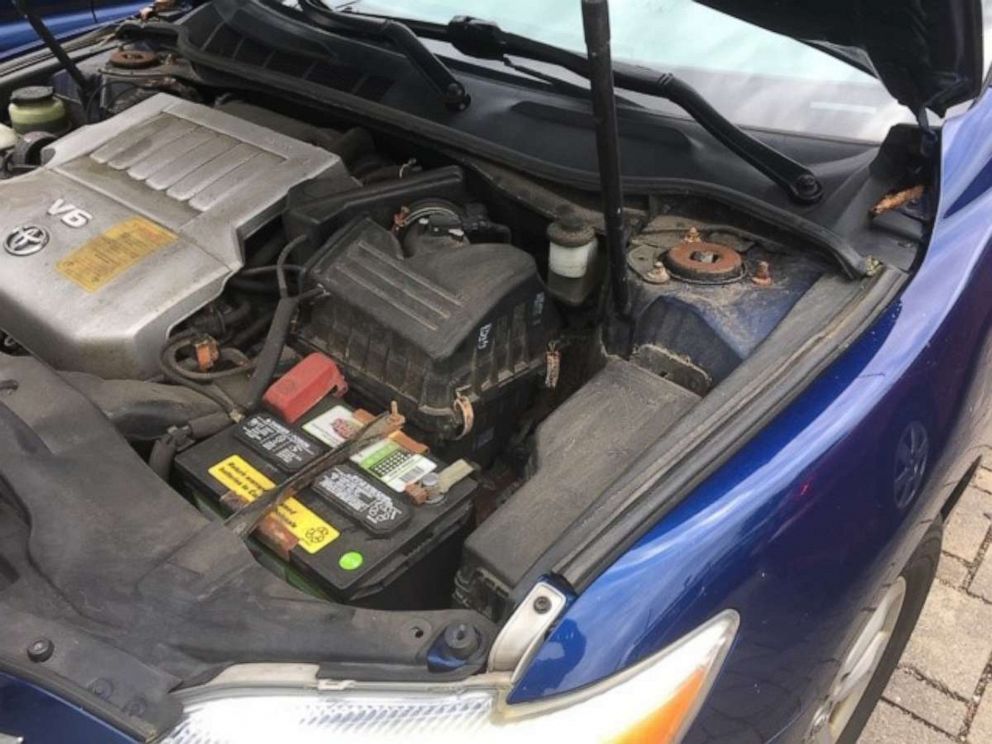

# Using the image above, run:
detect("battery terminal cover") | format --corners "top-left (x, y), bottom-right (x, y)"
top-left (263, 353), bottom-right (349, 423)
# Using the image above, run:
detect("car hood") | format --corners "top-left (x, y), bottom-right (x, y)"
top-left (697, 0), bottom-right (983, 115)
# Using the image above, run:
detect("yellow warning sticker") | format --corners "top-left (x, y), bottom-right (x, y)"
top-left (208, 455), bottom-right (339, 555)
top-left (56, 217), bottom-right (177, 292)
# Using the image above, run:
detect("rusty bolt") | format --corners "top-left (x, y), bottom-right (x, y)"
top-left (645, 259), bottom-right (671, 285)
top-left (391, 206), bottom-right (411, 234)
top-left (751, 260), bottom-right (772, 287)
top-left (405, 481), bottom-right (429, 506)
top-left (193, 337), bottom-right (220, 371)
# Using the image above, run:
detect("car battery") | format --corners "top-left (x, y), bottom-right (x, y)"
top-left (175, 398), bottom-right (476, 607)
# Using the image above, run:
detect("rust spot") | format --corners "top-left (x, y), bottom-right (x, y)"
top-left (683, 226), bottom-right (702, 243)
top-left (870, 185), bottom-right (924, 217)
top-left (665, 240), bottom-right (744, 284)
top-left (109, 49), bottom-right (158, 69)
top-left (645, 259), bottom-right (671, 284)
top-left (193, 337), bottom-right (219, 372)
top-left (405, 482), bottom-right (429, 506)
top-left (751, 260), bottom-right (772, 287)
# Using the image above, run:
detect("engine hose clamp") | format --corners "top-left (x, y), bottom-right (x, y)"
top-left (545, 342), bottom-right (561, 390)
top-left (453, 391), bottom-right (475, 440)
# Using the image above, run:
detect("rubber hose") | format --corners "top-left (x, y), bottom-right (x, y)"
top-left (361, 165), bottom-right (405, 184)
top-left (149, 434), bottom-right (178, 480)
top-left (189, 412), bottom-right (234, 439)
top-left (245, 296), bottom-right (300, 410)
top-left (332, 127), bottom-right (375, 168)
top-left (231, 312), bottom-right (275, 348)
top-left (227, 277), bottom-right (281, 294)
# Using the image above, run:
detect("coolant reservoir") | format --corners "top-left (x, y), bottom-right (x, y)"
top-left (548, 210), bottom-right (597, 279)
top-left (8, 86), bottom-right (68, 135)
top-left (0, 123), bottom-right (15, 151)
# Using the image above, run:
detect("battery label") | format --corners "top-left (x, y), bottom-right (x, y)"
top-left (208, 455), bottom-right (339, 554)
top-left (236, 413), bottom-right (323, 472)
top-left (313, 467), bottom-right (410, 535)
top-left (303, 406), bottom-right (361, 449)
top-left (351, 439), bottom-right (436, 493)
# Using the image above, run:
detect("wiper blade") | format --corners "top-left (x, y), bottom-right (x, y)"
top-left (297, 0), bottom-right (471, 111)
top-left (439, 16), bottom-right (822, 204)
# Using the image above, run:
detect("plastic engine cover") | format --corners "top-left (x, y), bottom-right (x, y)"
top-left (0, 94), bottom-right (340, 378)
top-left (302, 217), bottom-right (558, 463)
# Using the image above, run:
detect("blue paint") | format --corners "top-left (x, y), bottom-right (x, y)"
top-left (0, 13), bottom-right (98, 61)
top-left (0, 0), bottom-right (141, 60)
top-left (944, 154), bottom-right (992, 218)
top-left (631, 245), bottom-right (823, 382)
top-left (0, 672), bottom-right (137, 743)
top-left (511, 89), bottom-right (992, 743)
top-left (93, 0), bottom-right (146, 24)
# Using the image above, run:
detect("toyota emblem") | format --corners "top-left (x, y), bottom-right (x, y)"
top-left (4, 225), bottom-right (50, 256)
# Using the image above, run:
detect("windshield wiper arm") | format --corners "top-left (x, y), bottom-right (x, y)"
top-left (297, 0), bottom-right (471, 111)
top-left (438, 16), bottom-right (822, 204)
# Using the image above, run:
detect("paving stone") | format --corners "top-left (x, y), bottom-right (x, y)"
top-left (969, 548), bottom-right (992, 603)
top-left (859, 701), bottom-right (955, 744)
top-left (937, 552), bottom-right (970, 589)
top-left (972, 467), bottom-right (992, 494)
top-left (882, 668), bottom-right (967, 736)
top-left (943, 486), bottom-right (992, 563)
top-left (971, 691), bottom-right (992, 744)
top-left (901, 582), bottom-right (992, 697)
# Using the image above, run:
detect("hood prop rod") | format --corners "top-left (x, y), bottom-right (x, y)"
top-left (582, 0), bottom-right (631, 318)
top-left (13, 0), bottom-right (92, 112)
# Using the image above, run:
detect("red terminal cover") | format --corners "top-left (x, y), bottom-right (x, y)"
top-left (263, 353), bottom-right (348, 423)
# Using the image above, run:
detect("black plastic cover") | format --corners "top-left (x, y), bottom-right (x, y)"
top-left (0, 355), bottom-right (493, 739)
top-left (285, 166), bottom-right (469, 255)
top-left (303, 217), bottom-right (558, 463)
top-left (457, 359), bottom-right (699, 620)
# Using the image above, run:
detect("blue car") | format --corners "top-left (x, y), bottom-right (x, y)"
top-left (0, 0), bottom-right (146, 60)
top-left (0, 1), bottom-right (988, 743)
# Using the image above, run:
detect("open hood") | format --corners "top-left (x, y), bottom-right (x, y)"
top-left (697, 0), bottom-right (984, 116)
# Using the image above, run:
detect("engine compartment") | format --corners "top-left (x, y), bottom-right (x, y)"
top-left (0, 41), bottom-right (867, 629)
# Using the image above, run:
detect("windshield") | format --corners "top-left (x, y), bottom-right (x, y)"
top-left (332, 0), bottom-right (915, 142)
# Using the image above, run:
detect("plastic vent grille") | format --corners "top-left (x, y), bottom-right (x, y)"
top-left (185, 4), bottom-right (393, 101)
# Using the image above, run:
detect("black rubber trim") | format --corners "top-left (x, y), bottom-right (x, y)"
top-left (296, 0), bottom-right (470, 111)
top-left (442, 15), bottom-right (822, 204)
top-left (554, 267), bottom-right (907, 591)
top-left (146, 14), bottom-right (866, 278)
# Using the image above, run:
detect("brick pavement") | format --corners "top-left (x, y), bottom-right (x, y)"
top-left (860, 469), bottom-right (992, 743)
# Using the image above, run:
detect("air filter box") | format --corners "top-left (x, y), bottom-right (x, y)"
top-left (301, 217), bottom-right (558, 464)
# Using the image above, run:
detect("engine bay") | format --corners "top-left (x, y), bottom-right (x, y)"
top-left (0, 34), bottom-right (890, 634)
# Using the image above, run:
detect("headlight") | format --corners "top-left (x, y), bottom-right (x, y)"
top-left (163, 611), bottom-right (738, 744)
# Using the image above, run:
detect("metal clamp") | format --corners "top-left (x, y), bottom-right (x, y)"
top-left (453, 390), bottom-right (475, 439)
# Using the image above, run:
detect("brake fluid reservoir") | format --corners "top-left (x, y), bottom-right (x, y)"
top-left (0, 123), bottom-right (15, 151)
top-left (548, 210), bottom-right (597, 279)
top-left (8, 86), bottom-right (68, 135)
